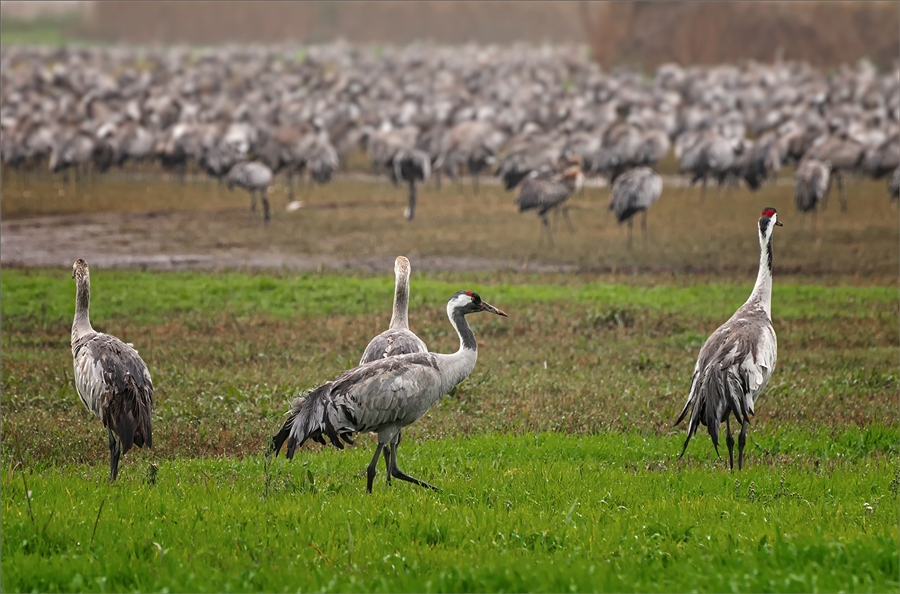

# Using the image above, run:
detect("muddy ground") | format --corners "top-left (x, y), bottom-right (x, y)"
top-left (1, 171), bottom-right (897, 279)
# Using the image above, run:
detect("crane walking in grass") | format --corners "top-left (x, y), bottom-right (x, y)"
top-left (674, 208), bottom-right (782, 471)
top-left (71, 259), bottom-right (154, 481)
top-left (271, 290), bottom-right (507, 493)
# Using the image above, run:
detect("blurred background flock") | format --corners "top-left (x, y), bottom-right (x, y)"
top-left (1, 3), bottom-right (898, 592)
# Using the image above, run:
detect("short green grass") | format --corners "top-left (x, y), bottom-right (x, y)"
top-left (4, 434), bottom-right (898, 593)
top-left (2, 268), bottom-right (898, 591)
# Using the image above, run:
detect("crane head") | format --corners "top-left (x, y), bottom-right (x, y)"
top-left (448, 290), bottom-right (508, 317)
top-left (760, 207), bottom-right (783, 233)
top-left (72, 258), bottom-right (89, 281)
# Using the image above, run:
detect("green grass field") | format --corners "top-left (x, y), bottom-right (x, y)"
top-left (2, 268), bottom-right (898, 592)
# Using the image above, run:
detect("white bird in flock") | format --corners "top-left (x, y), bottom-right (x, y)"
top-left (674, 208), bottom-right (782, 470)
top-left (271, 290), bottom-right (508, 493)
top-left (71, 259), bottom-right (153, 481)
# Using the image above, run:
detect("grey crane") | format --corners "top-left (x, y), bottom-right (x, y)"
top-left (360, 256), bottom-right (427, 365)
top-left (794, 159), bottom-right (830, 229)
top-left (805, 134), bottom-right (863, 212)
top-left (226, 161), bottom-right (274, 223)
top-left (889, 166), bottom-right (900, 202)
top-left (357, 256), bottom-right (428, 476)
top-left (71, 259), bottom-right (153, 481)
top-left (608, 166), bottom-right (663, 249)
top-left (391, 149), bottom-right (431, 221)
top-left (271, 290), bottom-right (508, 493)
top-left (515, 162), bottom-right (584, 246)
top-left (674, 208), bottom-right (782, 471)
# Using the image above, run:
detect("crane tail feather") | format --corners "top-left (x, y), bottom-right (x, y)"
top-left (270, 384), bottom-right (357, 459)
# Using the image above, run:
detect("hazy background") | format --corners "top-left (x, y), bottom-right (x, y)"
top-left (2, 1), bottom-right (897, 69)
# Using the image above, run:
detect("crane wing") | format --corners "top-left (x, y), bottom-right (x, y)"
top-left (72, 332), bottom-right (154, 451)
top-left (359, 329), bottom-right (428, 366)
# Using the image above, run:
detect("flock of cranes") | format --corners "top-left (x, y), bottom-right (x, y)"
top-left (2, 44), bottom-right (897, 233)
top-left (72, 208), bottom-right (780, 486)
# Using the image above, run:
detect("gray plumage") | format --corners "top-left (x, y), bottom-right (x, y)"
top-left (609, 166), bottom-right (663, 248)
top-left (357, 256), bottom-right (428, 478)
top-left (674, 209), bottom-right (782, 471)
top-left (515, 163), bottom-right (584, 245)
top-left (360, 256), bottom-right (427, 365)
top-left (71, 259), bottom-right (153, 481)
top-left (226, 160), bottom-right (274, 222)
top-left (271, 290), bottom-right (508, 493)
top-left (391, 149), bottom-right (431, 221)
top-left (795, 158), bottom-right (830, 215)
top-left (889, 166), bottom-right (900, 202)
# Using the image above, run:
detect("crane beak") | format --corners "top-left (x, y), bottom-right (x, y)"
top-left (774, 220), bottom-right (783, 226)
top-left (480, 301), bottom-right (508, 317)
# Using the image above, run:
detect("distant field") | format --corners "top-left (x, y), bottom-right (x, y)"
top-left (2, 169), bottom-right (898, 278)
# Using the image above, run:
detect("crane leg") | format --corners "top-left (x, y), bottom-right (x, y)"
top-left (262, 190), bottom-right (271, 224)
top-left (382, 431), bottom-right (400, 484)
top-left (382, 437), bottom-right (393, 484)
top-left (737, 418), bottom-right (748, 471)
top-left (641, 210), bottom-right (648, 246)
top-left (725, 416), bottom-right (735, 471)
top-left (250, 190), bottom-right (257, 212)
top-left (472, 173), bottom-right (479, 195)
top-left (388, 442), bottom-right (439, 492)
top-left (700, 178), bottom-right (707, 203)
top-left (562, 207), bottom-right (575, 233)
top-left (627, 219), bottom-right (634, 250)
top-left (539, 215), bottom-right (554, 246)
top-left (287, 171), bottom-right (295, 201)
top-left (107, 428), bottom-right (121, 482)
top-left (405, 180), bottom-right (416, 221)
top-left (836, 171), bottom-right (847, 212)
top-left (366, 442), bottom-right (386, 493)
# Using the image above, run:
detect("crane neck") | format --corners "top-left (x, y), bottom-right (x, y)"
top-left (747, 229), bottom-right (774, 318)
top-left (435, 304), bottom-right (479, 394)
top-left (389, 267), bottom-right (410, 330)
top-left (449, 306), bottom-right (478, 353)
top-left (72, 273), bottom-right (94, 343)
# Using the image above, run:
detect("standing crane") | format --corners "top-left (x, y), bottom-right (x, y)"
top-left (794, 159), bottom-right (830, 229)
top-left (271, 290), bottom-right (508, 493)
top-left (357, 256), bottom-right (428, 485)
top-left (71, 259), bottom-right (153, 481)
top-left (889, 166), bottom-right (900, 202)
top-left (391, 149), bottom-right (431, 221)
top-left (674, 208), bottom-right (782, 471)
top-left (515, 161), bottom-right (584, 246)
top-left (608, 166), bottom-right (663, 249)
top-left (226, 161), bottom-right (274, 223)
top-left (360, 256), bottom-right (427, 365)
